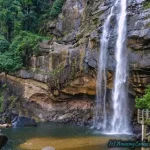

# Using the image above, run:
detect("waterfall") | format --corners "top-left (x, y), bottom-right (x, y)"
top-left (93, 0), bottom-right (119, 130)
top-left (94, 0), bottom-right (130, 134)
top-left (111, 0), bottom-right (130, 134)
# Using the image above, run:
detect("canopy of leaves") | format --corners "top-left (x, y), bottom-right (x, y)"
top-left (135, 85), bottom-right (150, 109)
top-left (50, 0), bottom-right (65, 19)
top-left (10, 31), bottom-right (47, 55)
top-left (0, 0), bottom-right (65, 40)
top-left (0, 36), bottom-right (9, 52)
top-left (10, 31), bottom-right (48, 67)
top-left (0, 51), bottom-right (23, 73)
top-left (0, 0), bottom-right (65, 73)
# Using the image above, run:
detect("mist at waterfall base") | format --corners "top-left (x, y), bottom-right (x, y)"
top-left (93, 0), bottom-right (131, 135)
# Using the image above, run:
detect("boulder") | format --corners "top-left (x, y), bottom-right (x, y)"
top-left (84, 49), bottom-right (99, 68)
top-left (0, 134), bottom-right (8, 149)
top-left (0, 124), bottom-right (11, 128)
top-left (42, 146), bottom-right (55, 150)
top-left (11, 114), bottom-right (36, 128)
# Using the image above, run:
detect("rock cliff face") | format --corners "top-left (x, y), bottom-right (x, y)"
top-left (128, 0), bottom-right (150, 95)
top-left (1, 0), bottom-right (150, 125)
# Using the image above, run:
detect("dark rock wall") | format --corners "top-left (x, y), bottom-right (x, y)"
top-left (128, 0), bottom-right (150, 96)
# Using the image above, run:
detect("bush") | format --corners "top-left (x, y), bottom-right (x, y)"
top-left (9, 31), bottom-right (48, 67)
top-left (0, 51), bottom-right (23, 73)
top-left (10, 31), bottom-right (47, 55)
top-left (50, 0), bottom-right (65, 19)
top-left (135, 85), bottom-right (150, 109)
top-left (143, 0), bottom-right (150, 9)
top-left (0, 36), bottom-right (9, 53)
top-left (0, 32), bottom-right (49, 72)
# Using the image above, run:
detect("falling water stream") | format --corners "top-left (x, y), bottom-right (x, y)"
top-left (93, 0), bottom-right (119, 131)
top-left (111, 0), bottom-right (130, 134)
top-left (94, 0), bottom-right (130, 134)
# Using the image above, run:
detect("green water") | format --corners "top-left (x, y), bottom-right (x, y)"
top-left (1, 123), bottom-right (140, 150)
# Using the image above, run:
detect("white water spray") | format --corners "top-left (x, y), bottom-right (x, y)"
top-left (93, 0), bottom-right (119, 130)
top-left (110, 0), bottom-right (130, 134)
top-left (94, 0), bottom-right (130, 134)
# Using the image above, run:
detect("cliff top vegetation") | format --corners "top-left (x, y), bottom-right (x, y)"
top-left (0, 0), bottom-right (65, 73)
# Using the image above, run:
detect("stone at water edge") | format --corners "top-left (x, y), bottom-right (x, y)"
top-left (42, 146), bottom-right (55, 150)
top-left (0, 133), bottom-right (8, 149)
top-left (0, 124), bottom-right (11, 128)
top-left (11, 114), bottom-right (37, 128)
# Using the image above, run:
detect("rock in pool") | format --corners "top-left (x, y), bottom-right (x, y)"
top-left (42, 146), bottom-right (55, 150)
top-left (11, 114), bottom-right (36, 128)
top-left (0, 124), bottom-right (11, 128)
top-left (0, 133), bottom-right (8, 149)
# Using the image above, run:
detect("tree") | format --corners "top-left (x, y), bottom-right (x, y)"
top-left (9, 31), bottom-right (48, 67)
top-left (0, 0), bottom-right (23, 40)
top-left (0, 36), bottom-right (9, 53)
top-left (0, 51), bottom-right (22, 73)
top-left (135, 85), bottom-right (150, 109)
top-left (50, 0), bottom-right (65, 19)
top-left (0, 0), bottom-right (65, 73)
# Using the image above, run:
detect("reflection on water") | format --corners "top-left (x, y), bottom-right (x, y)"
top-left (1, 122), bottom-right (140, 150)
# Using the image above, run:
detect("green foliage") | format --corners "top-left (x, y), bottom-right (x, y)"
top-left (0, 0), bottom-right (65, 73)
top-left (51, 63), bottom-right (64, 76)
top-left (0, 31), bottom-right (48, 72)
top-left (0, 36), bottom-right (9, 52)
top-left (0, 84), bottom-right (6, 112)
top-left (0, 94), bottom-right (4, 112)
top-left (0, 51), bottom-right (23, 73)
top-left (9, 31), bottom-right (47, 68)
top-left (135, 85), bottom-right (150, 109)
top-left (0, 0), bottom-right (24, 40)
top-left (9, 95), bottom-right (18, 109)
top-left (0, 0), bottom-right (65, 39)
top-left (10, 31), bottom-right (47, 55)
top-left (143, 0), bottom-right (150, 9)
top-left (0, 0), bottom-right (53, 39)
top-left (0, 84), bottom-right (17, 112)
top-left (50, 0), bottom-right (65, 19)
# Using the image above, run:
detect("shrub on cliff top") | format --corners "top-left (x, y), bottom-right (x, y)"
top-left (0, 51), bottom-right (23, 73)
top-left (9, 31), bottom-right (48, 67)
top-left (10, 31), bottom-right (46, 54)
top-left (50, 0), bottom-right (65, 19)
top-left (135, 85), bottom-right (150, 109)
top-left (143, 0), bottom-right (150, 9)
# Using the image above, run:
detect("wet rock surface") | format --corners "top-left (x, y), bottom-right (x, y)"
top-left (11, 114), bottom-right (36, 128)
top-left (42, 147), bottom-right (55, 150)
top-left (0, 134), bottom-right (8, 149)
